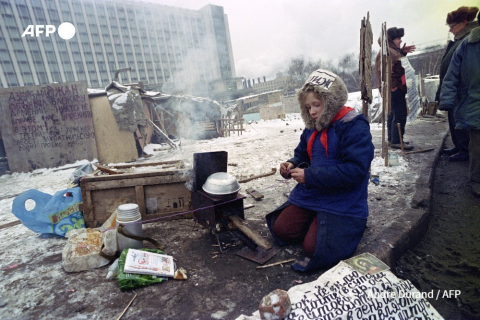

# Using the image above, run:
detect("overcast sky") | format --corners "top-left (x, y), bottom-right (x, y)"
top-left (141, 0), bottom-right (478, 80)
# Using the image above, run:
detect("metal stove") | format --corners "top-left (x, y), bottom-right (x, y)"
top-left (191, 151), bottom-right (245, 231)
top-left (191, 151), bottom-right (280, 263)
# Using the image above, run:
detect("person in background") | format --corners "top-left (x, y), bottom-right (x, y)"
top-left (375, 27), bottom-right (416, 151)
top-left (440, 12), bottom-right (480, 196)
top-left (436, 6), bottom-right (479, 162)
top-left (265, 69), bottom-right (374, 272)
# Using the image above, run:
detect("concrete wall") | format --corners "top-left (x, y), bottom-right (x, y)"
top-left (284, 95), bottom-right (299, 113)
top-left (260, 105), bottom-right (286, 120)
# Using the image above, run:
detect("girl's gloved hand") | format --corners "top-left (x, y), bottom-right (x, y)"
top-left (290, 168), bottom-right (305, 184)
top-left (280, 162), bottom-right (295, 179)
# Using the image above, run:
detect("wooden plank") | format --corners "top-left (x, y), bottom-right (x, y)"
top-left (83, 190), bottom-right (94, 224)
top-left (109, 160), bottom-right (183, 169)
top-left (135, 185), bottom-right (146, 215)
top-left (245, 188), bottom-right (264, 201)
top-left (146, 118), bottom-right (176, 149)
top-left (94, 163), bottom-right (124, 175)
top-left (144, 184), bottom-right (191, 217)
top-left (83, 182), bottom-right (191, 227)
top-left (228, 215), bottom-right (272, 250)
top-left (256, 259), bottom-right (295, 269)
top-left (238, 168), bottom-right (277, 183)
top-left (0, 220), bottom-right (21, 230)
top-left (83, 174), bottom-right (188, 191)
top-left (82, 168), bottom-right (189, 183)
top-left (86, 187), bottom-right (136, 227)
top-left (405, 148), bottom-right (434, 155)
top-left (89, 94), bottom-right (137, 164)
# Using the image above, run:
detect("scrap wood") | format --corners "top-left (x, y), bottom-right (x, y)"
top-left (244, 204), bottom-right (255, 210)
top-left (245, 188), bottom-right (264, 201)
top-left (228, 215), bottom-right (272, 250)
top-left (94, 163), bottom-right (124, 175)
top-left (145, 118), bottom-right (177, 149)
top-left (116, 292), bottom-right (137, 320)
top-left (152, 106), bottom-right (167, 133)
top-left (405, 148), bottom-right (434, 155)
top-left (256, 259), bottom-right (296, 269)
top-left (0, 192), bottom-right (22, 201)
top-left (0, 220), bottom-right (21, 230)
top-left (238, 168), bottom-right (277, 183)
top-left (110, 160), bottom-right (184, 169)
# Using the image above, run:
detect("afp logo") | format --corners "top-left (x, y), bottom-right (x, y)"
top-left (21, 22), bottom-right (76, 40)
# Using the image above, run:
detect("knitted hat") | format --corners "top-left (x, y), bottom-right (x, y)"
top-left (297, 69), bottom-right (348, 131)
top-left (387, 27), bottom-right (404, 40)
top-left (446, 6), bottom-right (478, 24)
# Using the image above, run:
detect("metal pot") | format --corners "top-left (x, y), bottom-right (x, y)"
top-left (202, 172), bottom-right (240, 199)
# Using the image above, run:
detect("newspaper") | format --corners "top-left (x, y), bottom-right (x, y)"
top-left (123, 249), bottom-right (175, 277)
top-left (236, 253), bottom-right (444, 320)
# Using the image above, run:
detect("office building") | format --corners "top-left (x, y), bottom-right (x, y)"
top-left (0, 0), bottom-right (240, 96)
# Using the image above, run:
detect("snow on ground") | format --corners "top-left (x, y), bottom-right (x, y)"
top-left (0, 112), bottom-right (418, 317)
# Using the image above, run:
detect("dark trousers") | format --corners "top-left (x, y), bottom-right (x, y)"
top-left (388, 90), bottom-right (408, 144)
top-left (448, 109), bottom-right (470, 153)
top-left (470, 129), bottom-right (480, 183)
top-left (272, 204), bottom-right (317, 258)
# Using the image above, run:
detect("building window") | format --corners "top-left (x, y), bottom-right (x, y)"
top-left (37, 72), bottom-right (48, 84)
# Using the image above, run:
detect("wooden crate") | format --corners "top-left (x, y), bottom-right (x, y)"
top-left (80, 161), bottom-right (192, 227)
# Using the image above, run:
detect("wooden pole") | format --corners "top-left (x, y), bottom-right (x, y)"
top-left (256, 259), bottom-right (296, 269)
top-left (397, 123), bottom-right (405, 153)
top-left (145, 118), bottom-right (177, 149)
top-left (405, 148), bottom-right (434, 155)
top-left (359, 13), bottom-right (373, 119)
top-left (380, 23), bottom-right (390, 167)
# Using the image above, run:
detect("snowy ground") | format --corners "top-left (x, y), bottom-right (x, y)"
top-left (0, 109), bottom-right (445, 319)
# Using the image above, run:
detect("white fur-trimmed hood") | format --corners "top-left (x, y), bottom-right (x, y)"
top-left (297, 69), bottom-right (349, 131)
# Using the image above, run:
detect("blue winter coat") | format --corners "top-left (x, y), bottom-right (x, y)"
top-left (266, 111), bottom-right (374, 271)
top-left (440, 26), bottom-right (480, 130)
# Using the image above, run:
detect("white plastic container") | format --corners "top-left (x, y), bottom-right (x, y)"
top-left (388, 153), bottom-right (399, 166)
top-left (116, 203), bottom-right (143, 253)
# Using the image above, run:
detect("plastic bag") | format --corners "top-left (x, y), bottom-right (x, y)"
top-left (62, 210), bottom-right (118, 272)
top-left (68, 163), bottom-right (94, 187)
top-left (117, 248), bottom-right (168, 291)
top-left (12, 187), bottom-right (85, 237)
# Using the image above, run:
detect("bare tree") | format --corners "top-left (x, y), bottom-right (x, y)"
top-left (407, 44), bottom-right (446, 77)
top-left (287, 56), bottom-right (319, 87)
top-left (338, 52), bottom-right (360, 92)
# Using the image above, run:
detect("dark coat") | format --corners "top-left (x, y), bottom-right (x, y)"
top-left (374, 38), bottom-right (408, 92)
top-left (436, 21), bottom-right (477, 107)
top-left (440, 26), bottom-right (480, 130)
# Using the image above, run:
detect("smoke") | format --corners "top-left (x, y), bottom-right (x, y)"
top-left (155, 95), bottom-right (224, 141)
top-left (161, 34), bottom-right (218, 98)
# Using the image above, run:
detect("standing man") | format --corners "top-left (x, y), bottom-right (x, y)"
top-left (436, 6), bottom-right (479, 162)
top-left (440, 12), bottom-right (480, 196)
top-left (376, 27), bottom-right (416, 150)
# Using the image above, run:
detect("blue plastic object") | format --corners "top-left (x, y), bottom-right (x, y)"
top-left (12, 187), bottom-right (85, 237)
